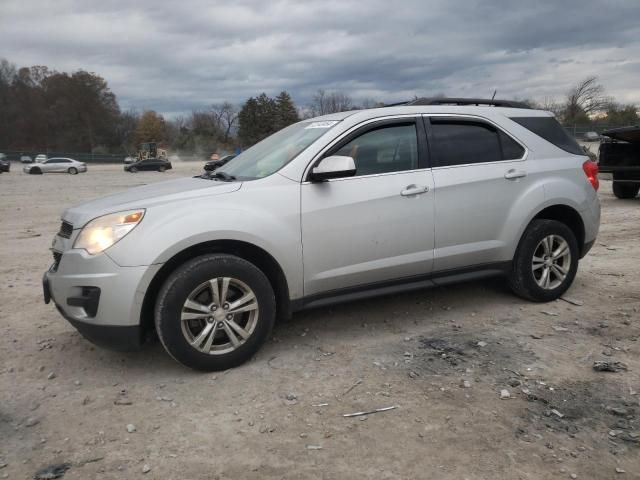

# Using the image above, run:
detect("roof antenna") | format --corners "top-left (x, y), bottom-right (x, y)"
top-left (491, 89), bottom-right (497, 100)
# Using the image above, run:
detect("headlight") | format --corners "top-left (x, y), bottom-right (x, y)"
top-left (74, 209), bottom-right (145, 255)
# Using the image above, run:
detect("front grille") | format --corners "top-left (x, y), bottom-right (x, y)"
top-left (58, 221), bottom-right (73, 239)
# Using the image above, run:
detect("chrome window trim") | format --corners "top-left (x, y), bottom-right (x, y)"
top-left (301, 114), bottom-right (424, 184)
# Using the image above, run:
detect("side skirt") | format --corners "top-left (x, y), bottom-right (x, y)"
top-left (291, 262), bottom-right (511, 313)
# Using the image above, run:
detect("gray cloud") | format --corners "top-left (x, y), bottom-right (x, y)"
top-left (1, 0), bottom-right (639, 115)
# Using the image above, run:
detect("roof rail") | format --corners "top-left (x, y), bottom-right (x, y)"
top-left (406, 97), bottom-right (532, 109)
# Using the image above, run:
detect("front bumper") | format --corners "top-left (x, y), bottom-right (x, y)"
top-left (43, 246), bottom-right (161, 351)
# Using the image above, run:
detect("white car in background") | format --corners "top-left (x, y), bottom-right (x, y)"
top-left (35, 154), bottom-right (48, 163)
top-left (24, 157), bottom-right (87, 175)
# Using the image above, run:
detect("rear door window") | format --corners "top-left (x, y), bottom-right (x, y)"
top-left (510, 116), bottom-right (583, 155)
top-left (428, 118), bottom-right (524, 167)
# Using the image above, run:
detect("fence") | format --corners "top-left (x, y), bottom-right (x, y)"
top-left (562, 124), bottom-right (631, 139)
top-left (0, 150), bottom-right (126, 163)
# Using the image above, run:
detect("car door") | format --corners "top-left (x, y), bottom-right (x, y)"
top-left (42, 159), bottom-right (59, 172)
top-left (425, 115), bottom-right (535, 272)
top-left (301, 117), bottom-right (435, 297)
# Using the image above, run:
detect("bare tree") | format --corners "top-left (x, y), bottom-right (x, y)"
top-left (310, 89), bottom-right (353, 115)
top-left (564, 76), bottom-right (610, 122)
top-left (211, 102), bottom-right (238, 143)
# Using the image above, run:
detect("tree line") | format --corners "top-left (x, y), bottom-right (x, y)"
top-left (1, 57), bottom-right (637, 157)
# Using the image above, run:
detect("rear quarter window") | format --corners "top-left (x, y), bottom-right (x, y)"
top-left (510, 116), bottom-right (583, 155)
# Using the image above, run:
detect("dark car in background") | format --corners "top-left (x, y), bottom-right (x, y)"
top-left (124, 158), bottom-right (172, 173)
top-left (204, 154), bottom-right (235, 172)
top-left (599, 126), bottom-right (640, 199)
top-left (0, 153), bottom-right (9, 172)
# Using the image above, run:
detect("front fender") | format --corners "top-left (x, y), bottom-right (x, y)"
top-left (106, 182), bottom-right (303, 299)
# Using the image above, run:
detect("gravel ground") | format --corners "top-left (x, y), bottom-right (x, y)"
top-left (1, 163), bottom-right (639, 479)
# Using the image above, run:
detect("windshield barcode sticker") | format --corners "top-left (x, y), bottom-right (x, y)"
top-left (305, 121), bottom-right (339, 129)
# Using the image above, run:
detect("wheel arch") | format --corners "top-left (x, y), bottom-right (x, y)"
top-left (530, 204), bottom-right (586, 256)
top-left (140, 239), bottom-right (291, 335)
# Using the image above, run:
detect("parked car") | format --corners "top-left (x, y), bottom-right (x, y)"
top-left (20, 155), bottom-right (33, 163)
top-left (598, 125), bottom-right (640, 199)
top-left (124, 156), bottom-right (136, 164)
top-left (35, 154), bottom-right (48, 163)
top-left (204, 154), bottom-right (236, 172)
top-left (24, 157), bottom-right (87, 175)
top-left (43, 98), bottom-right (600, 371)
top-left (582, 131), bottom-right (600, 142)
top-left (0, 153), bottom-right (9, 172)
top-left (124, 158), bottom-right (172, 173)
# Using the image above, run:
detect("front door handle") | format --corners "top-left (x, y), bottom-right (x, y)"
top-left (401, 184), bottom-right (429, 196)
top-left (504, 169), bottom-right (527, 180)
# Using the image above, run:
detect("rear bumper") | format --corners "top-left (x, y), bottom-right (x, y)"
top-left (580, 195), bottom-right (600, 258)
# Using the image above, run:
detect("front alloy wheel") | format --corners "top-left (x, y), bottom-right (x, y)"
top-left (155, 254), bottom-right (276, 371)
top-left (181, 277), bottom-right (259, 355)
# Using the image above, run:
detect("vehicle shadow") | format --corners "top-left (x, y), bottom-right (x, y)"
top-left (67, 277), bottom-right (525, 376)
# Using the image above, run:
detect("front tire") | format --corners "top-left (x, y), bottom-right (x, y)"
top-left (68, 167), bottom-right (78, 175)
top-left (612, 181), bottom-right (639, 199)
top-left (129, 167), bottom-right (138, 173)
top-left (508, 219), bottom-right (579, 302)
top-left (158, 166), bottom-right (166, 172)
top-left (155, 254), bottom-right (276, 371)
top-left (30, 167), bottom-right (42, 175)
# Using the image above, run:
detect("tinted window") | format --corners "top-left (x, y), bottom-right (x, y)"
top-left (510, 116), bottom-right (583, 155)
top-left (430, 120), bottom-right (525, 166)
top-left (430, 120), bottom-right (501, 166)
top-left (334, 124), bottom-right (418, 176)
top-left (499, 131), bottom-right (525, 160)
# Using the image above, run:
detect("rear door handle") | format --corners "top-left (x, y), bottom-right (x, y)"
top-left (504, 169), bottom-right (527, 180)
top-left (401, 184), bottom-right (429, 196)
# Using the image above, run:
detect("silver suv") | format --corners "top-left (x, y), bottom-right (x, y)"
top-left (43, 98), bottom-right (601, 371)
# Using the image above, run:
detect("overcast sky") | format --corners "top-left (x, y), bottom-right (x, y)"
top-left (1, 0), bottom-right (639, 116)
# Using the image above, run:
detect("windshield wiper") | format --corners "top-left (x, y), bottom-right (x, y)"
top-left (197, 170), bottom-right (237, 182)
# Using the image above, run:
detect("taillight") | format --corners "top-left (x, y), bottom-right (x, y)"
top-left (582, 160), bottom-right (599, 191)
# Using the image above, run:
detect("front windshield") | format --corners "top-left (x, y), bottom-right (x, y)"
top-left (220, 120), bottom-right (339, 179)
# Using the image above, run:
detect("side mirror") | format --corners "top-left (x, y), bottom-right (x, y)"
top-left (310, 155), bottom-right (356, 182)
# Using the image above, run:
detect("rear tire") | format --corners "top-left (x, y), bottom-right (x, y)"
top-left (155, 254), bottom-right (276, 371)
top-left (30, 167), bottom-right (42, 175)
top-left (68, 167), bottom-right (78, 175)
top-left (612, 181), bottom-right (639, 199)
top-left (508, 219), bottom-right (579, 302)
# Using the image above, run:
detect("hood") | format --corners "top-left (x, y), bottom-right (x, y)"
top-left (63, 177), bottom-right (242, 228)
top-left (602, 125), bottom-right (640, 143)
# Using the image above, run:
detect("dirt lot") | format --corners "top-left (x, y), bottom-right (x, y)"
top-left (1, 163), bottom-right (639, 479)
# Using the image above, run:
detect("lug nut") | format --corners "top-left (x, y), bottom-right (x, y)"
top-left (226, 314), bottom-right (233, 320)
top-left (223, 303), bottom-right (229, 310)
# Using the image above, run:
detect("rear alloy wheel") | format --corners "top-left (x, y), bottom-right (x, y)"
top-left (68, 167), bottom-right (78, 175)
top-left (612, 181), bottom-right (639, 199)
top-left (508, 219), bottom-right (579, 302)
top-left (155, 254), bottom-right (276, 371)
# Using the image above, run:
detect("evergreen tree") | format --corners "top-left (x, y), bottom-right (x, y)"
top-left (275, 91), bottom-right (299, 130)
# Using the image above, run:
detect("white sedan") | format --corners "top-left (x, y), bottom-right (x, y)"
top-left (23, 157), bottom-right (88, 175)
